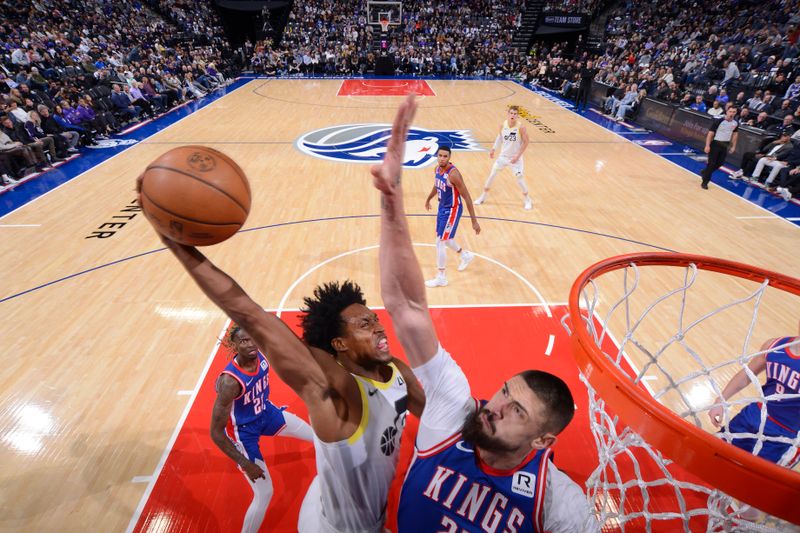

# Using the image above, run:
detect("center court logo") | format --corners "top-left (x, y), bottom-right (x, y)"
top-left (295, 124), bottom-right (484, 168)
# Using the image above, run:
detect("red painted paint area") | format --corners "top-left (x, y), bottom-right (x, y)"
top-left (338, 79), bottom-right (436, 97)
top-left (132, 306), bottom-right (713, 532)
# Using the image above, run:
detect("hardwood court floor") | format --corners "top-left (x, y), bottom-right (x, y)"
top-left (0, 79), bottom-right (797, 531)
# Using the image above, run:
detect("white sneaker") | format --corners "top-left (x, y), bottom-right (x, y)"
top-left (731, 169), bottom-right (743, 179)
top-left (425, 276), bottom-right (448, 288)
top-left (523, 197), bottom-right (532, 210)
top-left (474, 193), bottom-right (486, 205)
top-left (458, 251), bottom-right (474, 271)
top-left (2, 174), bottom-right (18, 185)
top-left (777, 187), bottom-right (792, 201)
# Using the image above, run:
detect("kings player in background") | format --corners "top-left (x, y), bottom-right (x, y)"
top-left (211, 325), bottom-right (313, 533)
top-left (372, 95), bottom-right (597, 533)
top-left (709, 324), bottom-right (800, 466)
top-left (423, 145), bottom-right (481, 288)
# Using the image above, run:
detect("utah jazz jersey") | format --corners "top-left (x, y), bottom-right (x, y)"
top-left (763, 336), bottom-right (800, 431)
top-left (435, 163), bottom-right (460, 210)
top-left (398, 433), bottom-right (552, 533)
top-left (311, 362), bottom-right (409, 532)
top-left (500, 120), bottom-right (522, 159)
top-left (219, 352), bottom-right (271, 427)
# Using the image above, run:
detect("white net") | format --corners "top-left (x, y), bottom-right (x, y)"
top-left (563, 257), bottom-right (800, 532)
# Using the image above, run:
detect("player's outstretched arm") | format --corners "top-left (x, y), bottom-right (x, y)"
top-left (158, 238), bottom-right (330, 404)
top-left (371, 95), bottom-right (439, 368)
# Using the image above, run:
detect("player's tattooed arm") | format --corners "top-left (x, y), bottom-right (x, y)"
top-left (210, 374), bottom-right (265, 481)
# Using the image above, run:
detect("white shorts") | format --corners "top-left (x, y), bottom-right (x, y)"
top-left (298, 476), bottom-right (384, 533)
top-left (492, 155), bottom-right (524, 177)
top-left (298, 477), bottom-right (337, 533)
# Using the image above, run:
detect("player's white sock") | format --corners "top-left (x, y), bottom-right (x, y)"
top-left (444, 239), bottom-right (461, 253)
top-left (426, 241), bottom-right (449, 287)
top-left (476, 168), bottom-right (499, 205)
top-left (436, 238), bottom-right (447, 269)
top-left (516, 177), bottom-right (529, 195)
top-left (517, 178), bottom-right (532, 209)
top-left (242, 460), bottom-right (273, 533)
top-left (484, 167), bottom-right (499, 190)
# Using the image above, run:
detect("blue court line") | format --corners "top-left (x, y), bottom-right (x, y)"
top-left (0, 213), bottom-right (675, 304)
top-left (514, 81), bottom-right (800, 227)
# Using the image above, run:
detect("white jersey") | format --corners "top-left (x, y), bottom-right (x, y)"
top-left (299, 362), bottom-right (409, 533)
top-left (408, 345), bottom-right (599, 533)
top-left (500, 119), bottom-right (523, 159)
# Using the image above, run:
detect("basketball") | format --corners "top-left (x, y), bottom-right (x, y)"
top-left (139, 146), bottom-right (251, 246)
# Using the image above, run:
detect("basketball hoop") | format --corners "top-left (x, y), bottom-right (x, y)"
top-left (379, 18), bottom-right (390, 33)
top-left (565, 253), bottom-right (800, 530)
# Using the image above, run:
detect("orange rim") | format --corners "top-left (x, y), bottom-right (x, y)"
top-left (568, 252), bottom-right (800, 524)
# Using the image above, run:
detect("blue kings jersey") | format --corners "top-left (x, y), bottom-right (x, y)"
top-left (763, 336), bottom-right (800, 431)
top-left (398, 431), bottom-right (552, 533)
top-left (435, 163), bottom-right (460, 210)
top-left (219, 352), bottom-right (271, 427)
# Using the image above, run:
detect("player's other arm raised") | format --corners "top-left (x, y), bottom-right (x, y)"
top-left (370, 96), bottom-right (439, 368)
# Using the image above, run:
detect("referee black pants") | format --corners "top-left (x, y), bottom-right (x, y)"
top-left (701, 141), bottom-right (730, 185)
top-left (576, 82), bottom-right (590, 110)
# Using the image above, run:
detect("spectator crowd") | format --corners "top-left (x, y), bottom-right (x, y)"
top-left (2, 0), bottom-right (798, 200)
top-left (248, 0), bottom-right (529, 79)
top-left (0, 0), bottom-right (235, 187)
top-left (524, 0), bottom-right (800, 199)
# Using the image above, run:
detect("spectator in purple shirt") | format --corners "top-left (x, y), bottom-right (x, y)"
top-left (124, 84), bottom-right (155, 117)
top-left (134, 81), bottom-right (164, 113)
top-left (78, 96), bottom-right (118, 134)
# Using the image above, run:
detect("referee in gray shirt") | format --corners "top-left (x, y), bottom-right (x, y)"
top-left (700, 106), bottom-right (739, 189)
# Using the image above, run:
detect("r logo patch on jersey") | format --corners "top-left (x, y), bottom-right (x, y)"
top-left (512, 471), bottom-right (535, 498)
top-left (260, 359), bottom-right (268, 371)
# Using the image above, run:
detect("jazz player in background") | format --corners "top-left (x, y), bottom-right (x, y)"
top-left (211, 325), bottom-right (313, 533)
top-left (709, 324), bottom-right (800, 466)
top-left (139, 170), bottom-right (426, 532)
top-left (423, 145), bottom-right (481, 288)
top-left (371, 95), bottom-right (596, 532)
top-left (474, 105), bottom-right (533, 210)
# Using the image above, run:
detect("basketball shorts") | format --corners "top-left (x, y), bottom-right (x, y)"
top-left (492, 155), bottom-right (524, 177)
top-left (436, 204), bottom-right (463, 239)
top-left (229, 401), bottom-right (287, 463)
top-left (723, 402), bottom-right (799, 464)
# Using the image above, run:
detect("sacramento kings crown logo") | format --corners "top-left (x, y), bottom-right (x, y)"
top-left (295, 124), bottom-right (484, 168)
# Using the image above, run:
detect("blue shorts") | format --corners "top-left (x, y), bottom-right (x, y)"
top-left (436, 204), bottom-right (463, 240)
top-left (228, 401), bottom-right (287, 463)
top-left (723, 403), bottom-right (798, 463)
